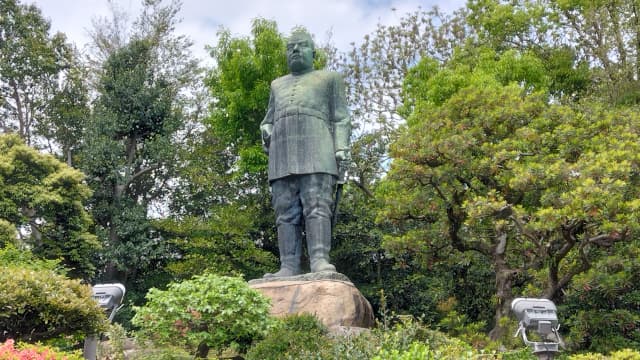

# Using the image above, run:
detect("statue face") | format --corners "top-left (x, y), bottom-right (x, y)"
top-left (287, 34), bottom-right (314, 74)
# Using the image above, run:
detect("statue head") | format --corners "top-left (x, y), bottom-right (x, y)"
top-left (287, 29), bottom-right (315, 75)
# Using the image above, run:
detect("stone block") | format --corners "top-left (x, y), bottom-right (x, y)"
top-left (249, 275), bottom-right (374, 329)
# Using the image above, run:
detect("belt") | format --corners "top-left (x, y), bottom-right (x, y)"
top-left (274, 106), bottom-right (328, 122)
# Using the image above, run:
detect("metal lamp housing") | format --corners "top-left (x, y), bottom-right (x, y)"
top-left (84, 283), bottom-right (126, 360)
top-left (91, 283), bottom-right (125, 321)
top-left (511, 297), bottom-right (563, 358)
top-left (511, 298), bottom-right (558, 336)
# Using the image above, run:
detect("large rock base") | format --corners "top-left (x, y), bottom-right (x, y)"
top-left (248, 273), bottom-right (374, 329)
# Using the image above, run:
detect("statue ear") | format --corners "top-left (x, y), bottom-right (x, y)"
top-left (313, 50), bottom-right (317, 59)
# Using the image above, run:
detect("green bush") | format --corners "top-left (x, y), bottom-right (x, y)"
top-left (131, 273), bottom-right (273, 358)
top-left (562, 249), bottom-right (640, 353)
top-left (127, 346), bottom-right (192, 360)
top-left (245, 315), bottom-right (542, 360)
top-left (0, 245), bottom-right (61, 272)
top-left (609, 349), bottom-right (640, 360)
top-left (373, 341), bottom-right (435, 360)
top-left (0, 261), bottom-right (106, 343)
top-left (566, 349), bottom-right (640, 359)
top-left (245, 314), bottom-right (330, 360)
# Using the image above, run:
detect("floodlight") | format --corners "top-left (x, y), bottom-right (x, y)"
top-left (511, 298), bottom-right (562, 359)
top-left (91, 283), bottom-right (126, 321)
top-left (84, 283), bottom-right (126, 360)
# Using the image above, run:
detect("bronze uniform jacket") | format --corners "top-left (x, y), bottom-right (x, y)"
top-left (261, 69), bottom-right (351, 182)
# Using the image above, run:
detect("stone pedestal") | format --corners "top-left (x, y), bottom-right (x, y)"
top-left (248, 272), bottom-right (374, 330)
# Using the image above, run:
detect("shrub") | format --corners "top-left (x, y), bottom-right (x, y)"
top-left (0, 339), bottom-right (83, 360)
top-left (245, 314), bottom-right (330, 360)
top-left (0, 245), bottom-right (60, 272)
top-left (0, 263), bottom-right (106, 343)
top-left (562, 250), bottom-right (640, 353)
top-left (127, 345), bottom-right (192, 360)
top-left (566, 349), bottom-right (640, 360)
top-left (131, 273), bottom-right (273, 358)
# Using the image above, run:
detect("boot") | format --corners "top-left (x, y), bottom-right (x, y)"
top-left (264, 224), bottom-right (302, 278)
top-left (306, 218), bottom-right (336, 273)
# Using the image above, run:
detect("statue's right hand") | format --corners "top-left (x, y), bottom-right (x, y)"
top-left (261, 124), bottom-right (273, 151)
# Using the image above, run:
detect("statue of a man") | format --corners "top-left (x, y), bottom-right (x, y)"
top-left (260, 29), bottom-right (351, 277)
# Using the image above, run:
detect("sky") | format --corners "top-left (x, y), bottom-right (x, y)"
top-left (26, 0), bottom-right (466, 66)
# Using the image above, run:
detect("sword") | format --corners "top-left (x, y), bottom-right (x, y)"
top-left (331, 159), bottom-right (349, 230)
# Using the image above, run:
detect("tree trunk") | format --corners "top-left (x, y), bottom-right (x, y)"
top-left (9, 79), bottom-right (26, 140)
top-left (104, 223), bottom-right (122, 281)
top-left (489, 267), bottom-right (515, 340)
top-left (195, 342), bottom-right (209, 359)
top-left (489, 233), bottom-right (516, 340)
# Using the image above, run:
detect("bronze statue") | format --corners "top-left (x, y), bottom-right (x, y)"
top-left (260, 29), bottom-right (351, 277)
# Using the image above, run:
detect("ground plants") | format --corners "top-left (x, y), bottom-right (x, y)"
top-left (131, 274), bottom-right (273, 358)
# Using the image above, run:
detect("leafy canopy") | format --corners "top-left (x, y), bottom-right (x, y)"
top-left (0, 134), bottom-right (99, 279)
top-left (379, 47), bottom-right (640, 338)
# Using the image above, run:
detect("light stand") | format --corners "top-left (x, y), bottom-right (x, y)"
top-left (83, 283), bottom-right (126, 360)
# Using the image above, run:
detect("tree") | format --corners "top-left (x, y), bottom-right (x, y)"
top-left (82, 38), bottom-right (179, 282)
top-left (326, 7), bottom-right (469, 196)
top-left (79, 0), bottom-right (200, 286)
top-left (378, 49), bottom-right (640, 339)
top-left (154, 211), bottom-right (275, 281)
top-left (38, 59), bottom-right (91, 166)
top-left (0, 0), bottom-right (75, 147)
top-left (550, 0), bottom-right (640, 104)
top-left (466, 0), bottom-right (640, 104)
top-left (165, 19), bottom-right (291, 280)
top-left (207, 18), bottom-right (288, 153)
top-left (0, 134), bottom-right (99, 279)
top-left (132, 274), bottom-right (273, 358)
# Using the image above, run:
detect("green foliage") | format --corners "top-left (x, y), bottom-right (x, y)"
top-left (0, 263), bottom-right (106, 343)
top-left (548, 0), bottom-right (640, 104)
top-left (0, 339), bottom-right (84, 360)
top-left (466, 0), bottom-right (555, 52)
top-left (382, 46), bottom-right (640, 339)
top-left (154, 212), bottom-right (275, 281)
top-left (436, 297), bottom-right (491, 349)
top-left (131, 274), bottom-right (273, 357)
top-left (0, 0), bottom-right (75, 145)
top-left (0, 134), bottom-right (99, 279)
top-left (127, 346), bottom-right (192, 360)
top-left (98, 38), bottom-right (174, 140)
top-left (0, 219), bottom-right (18, 248)
top-left (245, 314), bottom-right (329, 360)
top-left (373, 340), bottom-right (476, 360)
top-left (561, 246), bottom-right (640, 353)
top-left (0, 245), bottom-right (61, 272)
top-left (168, 17), bottom-right (291, 282)
top-left (566, 349), bottom-right (640, 360)
top-left (465, 0), bottom-right (591, 101)
top-left (79, 1), bottom-right (198, 287)
top-left (206, 18), bottom-right (288, 148)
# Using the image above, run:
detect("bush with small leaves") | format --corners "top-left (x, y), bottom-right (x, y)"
top-left (245, 313), bottom-right (330, 360)
top-left (0, 248), bottom-right (106, 343)
top-left (132, 274), bottom-right (273, 358)
top-left (566, 349), bottom-right (640, 360)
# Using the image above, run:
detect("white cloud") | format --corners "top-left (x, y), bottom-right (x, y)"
top-left (26, 0), bottom-right (466, 66)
